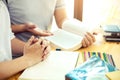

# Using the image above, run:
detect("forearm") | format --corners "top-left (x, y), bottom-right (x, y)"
top-left (0, 56), bottom-right (31, 79)
top-left (54, 8), bottom-right (68, 28)
top-left (11, 24), bottom-right (26, 33)
top-left (11, 38), bottom-right (25, 55)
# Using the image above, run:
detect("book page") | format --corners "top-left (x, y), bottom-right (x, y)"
top-left (62, 19), bottom-right (88, 37)
top-left (19, 51), bottom-right (79, 80)
top-left (45, 29), bottom-right (83, 51)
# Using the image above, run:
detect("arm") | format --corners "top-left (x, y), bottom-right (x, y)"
top-left (54, 8), bottom-right (68, 28)
top-left (11, 23), bottom-right (53, 36)
top-left (11, 37), bottom-right (25, 55)
top-left (11, 24), bottom-right (28, 33)
top-left (0, 36), bottom-right (50, 79)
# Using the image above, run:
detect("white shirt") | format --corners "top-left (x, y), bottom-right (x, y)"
top-left (3, 0), bottom-right (65, 42)
top-left (0, 1), bottom-right (14, 62)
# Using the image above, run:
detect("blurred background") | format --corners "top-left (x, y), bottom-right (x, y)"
top-left (51, 0), bottom-right (120, 31)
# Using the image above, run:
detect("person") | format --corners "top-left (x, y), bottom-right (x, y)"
top-left (3, 0), bottom-right (95, 48)
top-left (0, 0), bottom-right (50, 79)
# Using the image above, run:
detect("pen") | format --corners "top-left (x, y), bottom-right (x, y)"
top-left (56, 48), bottom-right (61, 51)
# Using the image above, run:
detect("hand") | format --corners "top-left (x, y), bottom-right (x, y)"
top-left (82, 32), bottom-right (96, 47)
top-left (24, 23), bottom-right (53, 36)
top-left (23, 36), bottom-right (50, 65)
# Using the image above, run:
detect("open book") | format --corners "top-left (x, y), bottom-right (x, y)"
top-left (45, 19), bottom-right (88, 51)
top-left (19, 51), bottom-right (79, 80)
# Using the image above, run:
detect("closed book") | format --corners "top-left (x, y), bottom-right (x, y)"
top-left (102, 25), bottom-right (120, 33)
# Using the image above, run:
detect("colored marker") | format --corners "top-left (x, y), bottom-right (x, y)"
top-left (88, 52), bottom-right (91, 58)
top-left (107, 54), bottom-right (113, 65)
top-left (110, 55), bottom-right (116, 67)
top-left (92, 52), bottom-right (96, 56)
top-left (97, 52), bottom-right (101, 58)
top-left (82, 52), bottom-right (85, 62)
top-left (103, 52), bottom-right (108, 62)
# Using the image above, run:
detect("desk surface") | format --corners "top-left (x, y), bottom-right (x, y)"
top-left (8, 32), bottom-right (120, 80)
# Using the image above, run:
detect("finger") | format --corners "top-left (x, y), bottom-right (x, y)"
top-left (37, 39), bottom-right (47, 51)
top-left (82, 38), bottom-right (87, 47)
top-left (26, 36), bottom-right (35, 47)
top-left (30, 38), bottom-right (44, 50)
top-left (45, 31), bottom-right (53, 35)
top-left (42, 46), bottom-right (51, 60)
top-left (39, 37), bottom-right (45, 45)
top-left (32, 38), bottom-right (39, 44)
top-left (43, 45), bottom-right (51, 54)
top-left (85, 33), bottom-right (93, 45)
top-left (41, 32), bottom-right (53, 36)
top-left (87, 32), bottom-right (96, 42)
top-left (83, 36), bottom-right (90, 47)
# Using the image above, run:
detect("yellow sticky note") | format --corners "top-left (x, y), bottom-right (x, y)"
top-left (106, 71), bottom-right (120, 80)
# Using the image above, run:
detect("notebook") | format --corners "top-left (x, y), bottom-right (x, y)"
top-left (18, 51), bottom-right (79, 80)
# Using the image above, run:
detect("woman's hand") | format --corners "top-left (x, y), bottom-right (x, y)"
top-left (23, 36), bottom-right (51, 66)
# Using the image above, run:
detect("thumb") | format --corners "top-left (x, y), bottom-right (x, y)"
top-left (41, 31), bottom-right (53, 36)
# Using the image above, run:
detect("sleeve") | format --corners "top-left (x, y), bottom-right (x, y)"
top-left (10, 30), bottom-right (15, 40)
top-left (55, 0), bottom-right (66, 9)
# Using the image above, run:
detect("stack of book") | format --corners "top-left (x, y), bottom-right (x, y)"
top-left (102, 25), bottom-right (120, 42)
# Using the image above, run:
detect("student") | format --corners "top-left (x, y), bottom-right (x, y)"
top-left (0, 1), bottom-right (50, 79)
top-left (3, 0), bottom-right (95, 48)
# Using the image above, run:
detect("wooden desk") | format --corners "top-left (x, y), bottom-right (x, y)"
top-left (8, 32), bottom-right (120, 80)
